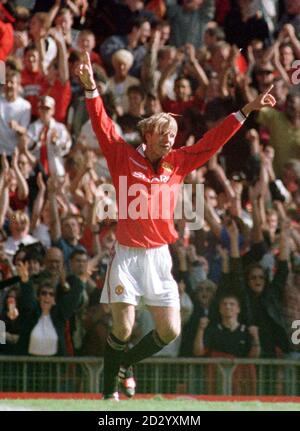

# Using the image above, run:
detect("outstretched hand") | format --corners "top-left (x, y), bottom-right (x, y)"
top-left (75, 51), bottom-right (96, 91)
top-left (242, 85), bottom-right (276, 116)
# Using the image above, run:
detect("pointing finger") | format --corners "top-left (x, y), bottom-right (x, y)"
top-left (264, 84), bottom-right (274, 95)
top-left (84, 50), bottom-right (92, 68)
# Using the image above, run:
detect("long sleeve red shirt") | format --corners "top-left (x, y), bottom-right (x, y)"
top-left (86, 91), bottom-right (245, 248)
top-left (0, 20), bottom-right (13, 61)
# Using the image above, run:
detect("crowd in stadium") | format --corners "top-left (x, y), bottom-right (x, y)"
top-left (0, 0), bottom-right (299, 368)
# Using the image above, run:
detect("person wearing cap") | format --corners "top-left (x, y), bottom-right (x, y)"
top-left (253, 63), bottom-right (275, 93)
top-left (27, 95), bottom-right (71, 176)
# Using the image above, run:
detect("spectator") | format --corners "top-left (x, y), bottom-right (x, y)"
top-left (100, 16), bottom-right (151, 78)
top-left (166, 0), bottom-right (215, 48)
top-left (193, 294), bottom-right (259, 395)
top-left (48, 177), bottom-right (87, 268)
top-left (0, 287), bottom-right (21, 355)
top-left (29, 12), bottom-right (57, 71)
top-left (0, 69), bottom-right (31, 156)
top-left (257, 93), bottom-right (300, 177)
top-left (278, 0), bottom-right (300, 38)
top-left (21, 44), bottom-right (46, 118)
top-left (16, 261), bottom-right (84, 356)
top-left (27, 95), bottom-right (72, 177)
top-left (3, 211), bottom-right (38, 257)
top-left (107, 49), bottom-right (141, 115)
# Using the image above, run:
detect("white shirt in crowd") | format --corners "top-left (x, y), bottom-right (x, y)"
top-left (107, 75), bottom-right (140, 113)
top-left (78, 119), bottom-right (124, 179)
top-left (4, 234), bottom-right (38, 256)
top-left (29, 314), bottom-right (58, 356)
top-left (0, 95), bottom-right (31, 155)
top-left (28, 117), bottom-right (72, 176)
top-left (32, 223), bottom-right (51, 248)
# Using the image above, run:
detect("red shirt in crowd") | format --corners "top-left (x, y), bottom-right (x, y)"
top-left (21, 69), bottom-right (48, 117)
top-left (45, 79), bottom-right (72, 123)
top-left (0, 20), bottom-right (13, 61)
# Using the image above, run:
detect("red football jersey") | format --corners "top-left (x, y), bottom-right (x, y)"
top-left (86, 92), bottom-right (244, 248)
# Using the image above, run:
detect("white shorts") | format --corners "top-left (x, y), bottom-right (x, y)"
top-left (101, 241), bottom-right (180, 308)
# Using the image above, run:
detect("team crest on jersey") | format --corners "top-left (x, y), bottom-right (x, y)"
top-left (115, 285), bottom-right (124, 295)
top-left (161, 162), bottom-right (173, 173)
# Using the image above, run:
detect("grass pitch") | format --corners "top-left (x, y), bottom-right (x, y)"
top-left (0, 397), bottom-right (299, 411)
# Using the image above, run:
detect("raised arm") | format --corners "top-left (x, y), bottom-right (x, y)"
top-left (49, 28), bottom-right (70, 84)
top-left (11, 148), bottom-right (29, 201)
top-left (76, 51), bottom-right (127, 161)
top-left (175, 85), bottom-right (276, 177)
top-left (30, 173), bottom-right (46, 232)
top-left (48, 176), bottom-right (62, 242)
top-left (0, 155), bottom-right (9, 229)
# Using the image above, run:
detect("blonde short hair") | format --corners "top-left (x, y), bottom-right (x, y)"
top-left (111, 49), bottom-right (134, 69)
top-left (138, 113), bottom-right (178, 139)
top-left (10, 210), bottom-right (29, 226)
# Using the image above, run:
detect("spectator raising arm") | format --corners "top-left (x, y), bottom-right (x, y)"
top-left (48, 176), bottom-right (62, 242)
top-left (193, 317), bottom-right (210, 357)
top-left (0, 155), bottom-right (10, 229)
top-left (30, 173), bottom-right (46, 232)
top-left (11, 148), bottom-right (29, 202)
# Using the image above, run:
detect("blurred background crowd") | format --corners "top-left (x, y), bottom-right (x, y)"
top-left (0, 0), bottom-right (300, 373)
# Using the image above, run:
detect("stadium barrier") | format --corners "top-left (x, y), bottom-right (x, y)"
top-left (0, 356), bottom-right (300, 396)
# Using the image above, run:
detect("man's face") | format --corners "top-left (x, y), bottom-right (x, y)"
top-left (38, 105), bottom-right (54, 124)
top-left (160, 25), bottom-right (171, 45)
top-left (27, 259), bottom-right (42, 276)
top-left (272, 80), bottom-right (288, 105)
top-left (45, 250), bottom-right (63, 274)
top-left (139, 21), bottom-right (151, 44)
top-left (255, 69), bottom-right (274, 85)
top-left (29, 16), bottom-right (44, 38)
top-left (280, 45), bottom-right (294, 67)
top-left (70, 254), bottom-right (88, 276)
top-left (197, 286), bottom-right (215, 307)
top-left (205, 188), bottom-right (218, 208)
top-left (174, 78), bottom-right (191, 101)
top-left (18, 154), bottom-right (31, 178)
top-left (248, 268), bottom-right (265, 294)
top-left (128, 91), bottom-right (143, 110)
top-left (55, 12), bottom-right (73, 33)
top-left (78, 34), bottom-right (95, 52)
top-left (24, 49), bottom-right (39, 72)
top-left (62, 217), bottom-right (80, 242)
top-left (145, 127), bottom-right (176, 159)
top-left (5, 74), bottom-right (20, 101)
top-left (219, 298), bottom-right (240, 319)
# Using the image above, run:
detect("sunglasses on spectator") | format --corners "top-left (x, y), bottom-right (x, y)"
top-left (256, 70), bottom-right (273, 75)
top-left (40, 290), bottom-right (55, 297)
top-left (249, 275), bottom-right (264, 280)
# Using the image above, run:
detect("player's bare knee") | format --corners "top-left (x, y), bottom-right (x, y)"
top-left (112, 325), bottom-right (132, 342)
top-left (157, 325), bottom-right (181, 344)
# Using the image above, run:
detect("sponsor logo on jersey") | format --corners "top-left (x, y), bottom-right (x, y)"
top-left (161, 162), bottom-right (174, 173)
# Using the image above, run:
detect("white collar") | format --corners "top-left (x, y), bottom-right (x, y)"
top-left (136, 143), bottom-right (147, 158)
